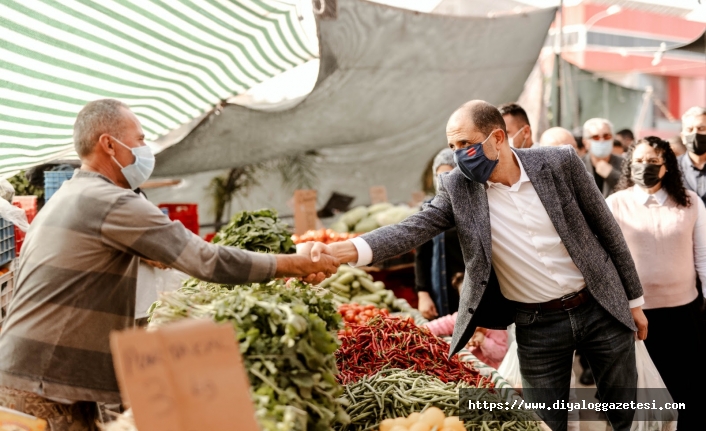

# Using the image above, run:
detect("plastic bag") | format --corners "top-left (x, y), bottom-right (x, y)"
top-left (0, 197), bottom-right (29, 232)
top-left (497, 339), bottom-right (522, 392)
top-left (631, 340), bottom-right (677, 431)
top-left (135, 263), bottom-right (189, 319)
top-left (0, 179), bottom-right (14, 202)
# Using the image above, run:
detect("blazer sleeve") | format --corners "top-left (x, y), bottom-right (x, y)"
top-left (566, 149), bottom-right (643, 301)
top-left (360, 174), bottom-right (455, 264)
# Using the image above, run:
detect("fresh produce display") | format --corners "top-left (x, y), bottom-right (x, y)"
top-left (110, 205), bottom-right (535, 431)
top-left (211, 209), bottom-right (296, 254)
top-left (319, 266), bottom-right (395, 308)
top-left (337, 369), bottom-right (540, 431)
top-left (6, 170), bottom-right (44, 201)
top-left (149, 280), bottom-right (348, 431)
top-left (378, 408), bottom-right (465, 431)
top-left (339, 303), bottom-right (390, 325)
top-left (330, 203), bottom-right (419, 233)
top-left (292, 229), bottom-right (360, 245)
top-left (336, 315), bottom-right (486, 387)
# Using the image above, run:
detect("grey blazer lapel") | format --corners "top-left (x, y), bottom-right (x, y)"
top-left (517, 151), bottom-right (570, 239)
top-left (462, 178), bottom-right (492, 264)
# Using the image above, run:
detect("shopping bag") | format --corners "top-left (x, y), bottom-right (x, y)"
top-left (631, 340), bottom-right (677, 431)
top-left (497, 339), bottom-right (522, 393)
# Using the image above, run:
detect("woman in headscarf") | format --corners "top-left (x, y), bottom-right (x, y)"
top-left (414, 148), bottom-right (464, 319)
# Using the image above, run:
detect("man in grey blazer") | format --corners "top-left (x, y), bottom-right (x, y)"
top-left (301, 101), bottom-right (648, 431)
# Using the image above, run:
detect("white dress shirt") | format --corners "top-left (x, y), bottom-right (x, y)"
top-left (351, 152), bottom-right (644, 307)
top-left (484, 154), bottom-right (587, 303)
top-left (606, 186), bottom-right (706, 292)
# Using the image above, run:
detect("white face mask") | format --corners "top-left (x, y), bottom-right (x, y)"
top-left (588, 139), bottom-right (613, 158)
top-left (508, 126), bottom-right (527, 148)
top-left (111, 137), bottom-right (155, 189)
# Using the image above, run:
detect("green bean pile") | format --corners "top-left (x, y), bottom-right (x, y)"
top-left (336, 369), bottom-right (542, 431)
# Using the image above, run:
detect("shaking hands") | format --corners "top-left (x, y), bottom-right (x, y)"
top-left (296, 240), bottom-right (360, 264)
top-left (277, 240), bottom-right (361, 285)
top-left (274, 249), bottom-right (340, 285)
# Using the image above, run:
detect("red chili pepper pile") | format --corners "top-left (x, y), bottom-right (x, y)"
top-left (339, 303), bottom-right (389, 325)
top-left (336, 315), bottom-right (489, 388)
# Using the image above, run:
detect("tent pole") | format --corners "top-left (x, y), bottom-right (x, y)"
top-left (556, 0), bottom-right (563, 128)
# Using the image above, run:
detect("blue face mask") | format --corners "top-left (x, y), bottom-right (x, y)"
top-left (453, 131), bottom-right (500, 183)
top-left (588, 139), bottom-right (613, 158)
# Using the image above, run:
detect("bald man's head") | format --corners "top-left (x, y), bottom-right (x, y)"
top-left (446, 100), bottom-right (510, 169)
top-left (448, 100), bottom-right (507, 138)
top-left (540, 127), bottom-right (577, 150)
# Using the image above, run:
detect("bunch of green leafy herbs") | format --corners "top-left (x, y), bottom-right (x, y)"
top-left (149, 279), bottom-right (348, 431)
top-left (211, 209), bottom-right (295, 254)
top-left (7, 171), bottom-right (44, 200)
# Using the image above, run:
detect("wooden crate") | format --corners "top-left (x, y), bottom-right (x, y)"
top-left (0, 266), bottom-right (15, 328)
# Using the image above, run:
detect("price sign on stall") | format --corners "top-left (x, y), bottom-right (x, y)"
top-left (409, 191), bottom-right (427, 207)
top-left (110, 319), bottom-right (259, 431)
top-left (293, 189), bottom-right (318, 235)
top-left (369, 186), bottom-right (388, 204)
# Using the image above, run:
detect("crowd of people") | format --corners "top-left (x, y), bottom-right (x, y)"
top-left (411, 102), bottom-right (706, 430)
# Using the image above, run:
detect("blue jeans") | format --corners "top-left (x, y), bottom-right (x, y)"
top-left (515, 293), bottom-right (637, 431)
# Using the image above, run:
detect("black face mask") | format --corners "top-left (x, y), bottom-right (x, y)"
top-left (685, 133), bottom-right (706, 156)
top-left (631, 163), bottom-right (663, 188)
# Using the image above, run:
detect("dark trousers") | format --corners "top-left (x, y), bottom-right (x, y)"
top-left (643, 298), bottom-right (704, 431)
top-left (515, 295), bottom-right (636, 431)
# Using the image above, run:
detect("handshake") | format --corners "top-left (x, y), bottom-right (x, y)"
top-left (278, 241), bottom-right (361, 284)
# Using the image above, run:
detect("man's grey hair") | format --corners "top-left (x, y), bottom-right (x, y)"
top-left (681, 106), bottom-right (706, 122)
top-left (73, 99), bottom-right (130, 157)
top-left (583, 118), bottom-right (614, 138)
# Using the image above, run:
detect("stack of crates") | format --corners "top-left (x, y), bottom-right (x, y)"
top-left (158, 203), bottom-right (199, 235)
top-left (12, 196), bottom-right (38, 256)
top-left (0, 266), bottom-right (14, 328)
top-left (0, 217), bottom-right (15, 327)
top-left (44, 170), bottom-right (75, 201)
top-left (0, 218), bottom-right (15, 268)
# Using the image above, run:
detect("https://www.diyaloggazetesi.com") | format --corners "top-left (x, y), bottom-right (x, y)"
top-left (468, 399), bottom-right (686, 413)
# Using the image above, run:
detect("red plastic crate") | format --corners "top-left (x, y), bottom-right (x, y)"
top-left (12, 196), bottom-right (37, 224)
top-left (12, 203), bottom-right (25, 256)
top-left (11, 196), bottom-right (38, 256)
top-left (158, 203), bottom-right (199, 235)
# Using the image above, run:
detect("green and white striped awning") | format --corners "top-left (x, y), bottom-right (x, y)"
top-left (0, 0), bottom-right (317, 178)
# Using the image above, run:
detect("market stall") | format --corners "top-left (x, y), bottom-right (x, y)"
top-left (91, 208), bottom-right (543, 431)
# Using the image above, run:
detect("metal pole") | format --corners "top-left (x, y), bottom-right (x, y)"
top-left (557, 0), bottom-right (563, 128)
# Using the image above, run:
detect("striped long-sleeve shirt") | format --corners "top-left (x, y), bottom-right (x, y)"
top-left (0, 170), bottom-right (276, 403)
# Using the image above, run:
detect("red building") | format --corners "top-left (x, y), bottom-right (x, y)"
top-left (544, 0), bottom-right (706, 138)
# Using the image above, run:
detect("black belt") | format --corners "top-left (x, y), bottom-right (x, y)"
top-left (514, 289), bottom-right (591, 312)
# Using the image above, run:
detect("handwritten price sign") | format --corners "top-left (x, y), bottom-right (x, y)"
top-left (293, 189), bottom-right (318, 235)
top-left (110, 320), bottom-right (258, 431)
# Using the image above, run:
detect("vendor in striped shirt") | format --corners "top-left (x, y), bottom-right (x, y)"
top-left (0, 99), bottom-right (340, 431)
